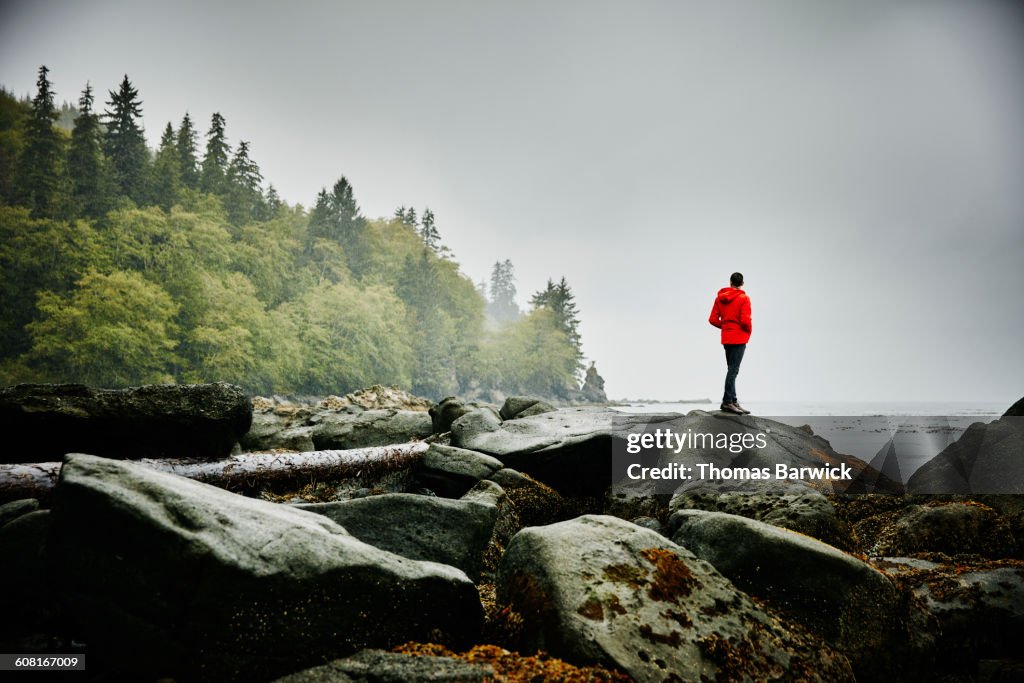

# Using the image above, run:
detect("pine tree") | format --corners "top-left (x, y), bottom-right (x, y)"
top-left (16, 65), bottom-right (65, 217)
top-left (67, 82), bottom-right (110, 217)
top-left (103, 74), bottom-right (149, 203)
top-left (488, 259), bottom-right (520, 322)
top-left (175, 112), bottom-right (199, 189)
top-left (530, 276), bottom-right (584, 378)
top-left (420, 208), bottom-right (441, 252)
top-left (200, 112), bottom-right (230, 195)
top-left (150, 122), bottom-right (181, 211)
top-left (225, 140), bottom-right (264, 225)
top-left (404, 206), bottom-right (417, 228)
top-left (394, 205), bottom-right (408, 223)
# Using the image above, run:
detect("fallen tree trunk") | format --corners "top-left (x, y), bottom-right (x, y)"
top-left (0, 442), bottom-right (429, 505)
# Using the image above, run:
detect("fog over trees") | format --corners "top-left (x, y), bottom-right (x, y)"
top-left (0, 67), bottom-right (591, 400)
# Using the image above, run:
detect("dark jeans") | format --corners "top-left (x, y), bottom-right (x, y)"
top-left (722, 343), bottom-right (746, 404)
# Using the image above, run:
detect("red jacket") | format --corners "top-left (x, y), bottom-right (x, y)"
top-left (709, 287), bottom-right (752, 345)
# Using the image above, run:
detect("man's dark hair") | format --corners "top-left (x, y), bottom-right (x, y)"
top-left (730, 272), bottom-right (744, 287)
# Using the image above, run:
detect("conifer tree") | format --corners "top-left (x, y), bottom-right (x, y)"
top-left (16, 65), bottom-right (65, 216)
top-left (225, 140), bottom-right (264, 225)
top-left (488, 259), bottom-right (520, 322)
top-left (200, 112), bottom-right (230, 195)
top-left (420, 208), bottom-right (441, 252)
top-left (531, 276), bottom-right (584, 377)
top-left (68, 82), bottom-right (110, 217)
top-left (175, 112), bottom-right (199, 189)
top-left (103, 74), bottom-right (149, 203)
top-left (150, 122), bottom-right (181, 211)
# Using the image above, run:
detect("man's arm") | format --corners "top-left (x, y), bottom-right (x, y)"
top-left (708, 300), bottom-right (722, 329)
top-left (740, 296), bottom-right (752, 333)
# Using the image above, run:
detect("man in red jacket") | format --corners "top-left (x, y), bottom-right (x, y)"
top-left (708, 272), bottom-right (752, 415)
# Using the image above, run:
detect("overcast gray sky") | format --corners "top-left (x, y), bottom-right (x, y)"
top-left (2, 0), bottom-right (1022, 404)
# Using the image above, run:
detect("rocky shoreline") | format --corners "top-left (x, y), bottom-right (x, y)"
top-left (0, 384), bottom-right (1021, 682)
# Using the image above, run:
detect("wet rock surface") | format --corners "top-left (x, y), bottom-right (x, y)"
top-left (0, 382), bottom-right (252, 462)
top-left (497, 514), bottom-right (855, 682)
top-left (47, 453), bottom-right (482, 681)
top-left (670, 509), bottom-right (935, 681)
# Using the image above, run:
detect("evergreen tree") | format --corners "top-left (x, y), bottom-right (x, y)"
top-left (175, 112), bottom-right (199, 189)
top-left (225, 140), bottom-right (264, 225)
top-left (200, 112), bottom-right (230, 195)
top-left (68, 82), bottom-right (111, 218)
top-left (262, 184), bottom-right (283, 219)
top-left (420, 207), bottom-right (441, 252)
top-left (308, 176), bottom-right (361, 243)
top-left (103, 74), bottom-right (149, 203)
top-left (487, 259), bottom-right (520, 322)
top-left (394, 206), bottom-right (407, 223)
top-left (16, 65), bottom-right (65, 217)
top-left (404, 206), bottom-right (417, 227)
top-left (530, 276), bottom-right (584, 379)
top-left (150, 122), bottom-right (181, 211)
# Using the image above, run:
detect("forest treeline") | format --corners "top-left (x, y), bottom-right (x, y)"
top-left (0, 66), bottom-right (590, 400)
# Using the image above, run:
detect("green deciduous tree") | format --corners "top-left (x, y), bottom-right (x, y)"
top-left (103, 75), bottom-right (149, 203)
top-left (25, 270), bottom-right (180, 386)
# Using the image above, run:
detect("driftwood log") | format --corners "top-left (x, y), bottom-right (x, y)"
top-left (0, 442), bottom-right (429, 505)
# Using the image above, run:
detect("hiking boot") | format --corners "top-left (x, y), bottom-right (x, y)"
top-left (733, 403), bottom-right (751, 415)
top-left (720, 403), bottom-right (743, 414)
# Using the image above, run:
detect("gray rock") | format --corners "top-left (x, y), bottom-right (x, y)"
top-left (48, 453), bottom-right (481, 682)
top-left (415, 443), bottom-right (504, 498)
top-left (497, 514), bottom-right (854, 682)
top-left (499, 396), bottom-right (555, 420)
top-left (240, 411), bottom-right (316, 451)
top-left (486, 467), bottom-right (530, 489)
top-left (310, 409), bottom-right (432, 450)
top-left (0, 382), bottom-right (252, 462)
top-left (450, 407), bottom-right (502, 444)
top-left (907, 415), bottom-right (1024, 493)
top-left (272, 649), bottom-right (494, 683)
top-left (877, 558), bottom-right (1024, 672)
top-left (874, 502), bottom-right (1015, 556)
top-left (671, 509), bottom-right (935, 682)
top-left (0, 498), bottom-right (39, 527)
top-left (429, 397), bottom-right (474, 434)
top-left (668, 478), bottom-right (855, 550)
top-left (1004, 396), bottom-right (1024, 417)
top-left (630, 516), bottom-right (664, 534)
top-left (299, 484), bottom-right (503, 581)
top-left (452, 407), bottom-right (896, 497)
top-left (0, 509), bottom-right (52, 630)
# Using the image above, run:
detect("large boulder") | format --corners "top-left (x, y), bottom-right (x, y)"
top-left (47, 453), bottom-right (482, 682)
top-left (0, 383), bottom-right (252, 462)
top-left (497, 514), bottom-right (854, 682)
top-left (856, 501), bottom-right (1015, 557)
top-left (298, 481), bottom-right (504, 581)
top-left (309, 409), bottom-right (432, 450)
top-left (670, 509), bottom-right (935, 681)
top-left (429, 397), bottom-right (474, 434)
top-left (0, 497), bottom-right (39, 527)
top-left (0, 509), bottom-right (53, 636)
top-left (669, 479), bottom-right (856, 550)
top-left (413, 443), bottom-right (504, 498)
top-left (452, 407), bottom-right (896, 497)
top-left (876, 557), bottom-right (1024, 674)
top-left (499, 396), bottom-right (556, 420)
top-left (906, 414), bottom-right (1024, 494)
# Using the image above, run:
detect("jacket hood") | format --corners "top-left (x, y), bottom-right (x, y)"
top-left (718, 287), bottom-right (744, 304)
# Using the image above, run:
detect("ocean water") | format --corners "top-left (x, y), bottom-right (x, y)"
top-left (613, 400), bottom-right (1009, 483)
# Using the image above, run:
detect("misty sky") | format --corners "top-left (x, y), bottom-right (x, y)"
top-left (2, 0), bottom-right (1022, 403)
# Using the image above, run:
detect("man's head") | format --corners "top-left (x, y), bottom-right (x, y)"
top-left (730, 272), bottom-right (744, 287)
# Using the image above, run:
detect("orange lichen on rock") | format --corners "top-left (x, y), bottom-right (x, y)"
top-left (639, 547), bottom-right (698, 602)
top-left (394, 642), bottom-right (632, 682)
